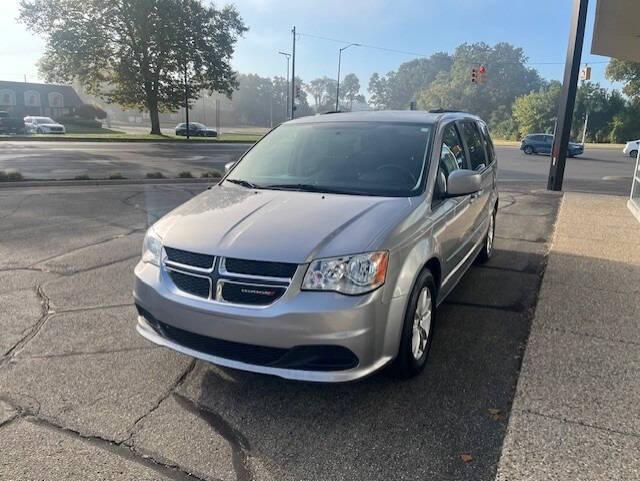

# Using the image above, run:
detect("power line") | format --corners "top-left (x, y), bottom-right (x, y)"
top-left (297, 31), bottom-right (610, 67)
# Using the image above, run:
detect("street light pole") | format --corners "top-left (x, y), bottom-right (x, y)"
top-left (279, 51), bottom-right (291, 120)
top-left (335, 43), bottom-right (360, 112)
top-left (184, 63), bottom-right (190, 140)
top-left (291, 26), bottom-right (296, 119)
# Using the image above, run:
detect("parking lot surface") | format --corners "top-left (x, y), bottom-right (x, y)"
top-left (0, 183), bottom-right (560, 480)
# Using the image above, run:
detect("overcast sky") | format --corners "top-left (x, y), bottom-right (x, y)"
top-left (1, 0), bottom-right (616, 91)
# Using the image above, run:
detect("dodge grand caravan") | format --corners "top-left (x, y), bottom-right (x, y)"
top-left (134, 110), bottom-right (498, 382)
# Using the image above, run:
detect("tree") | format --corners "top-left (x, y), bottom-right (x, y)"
top-left (512, 81), bottom-right (562, 136)
top-left (418, 43), bottom-right (542, 124)
top-left (368, 53), bottom-right (453, 109)
top-left (305, 77), bottom-right (338, 112)
top-left (606, 59), bottom-right (640, 101)
top-left (339, 73), bottom-right (364, 111)
top-left (20, 0), bottom-right (247, 134)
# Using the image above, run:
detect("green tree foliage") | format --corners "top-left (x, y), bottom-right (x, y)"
top-left (512, 81), bottom-right (562, 136)
top-left (606, 59), bottom-right (640, 101)
top-left (418, 43), bottom-right (542, 123)
top-left (368, 53), bottom-right (453, 109)
top-left (512, 81), bottom-right (627, 141)
top-left (19, 0), bottom-right (247, 134)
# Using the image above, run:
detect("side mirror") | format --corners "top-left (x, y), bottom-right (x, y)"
top-left (224, 161), bottom-right (236, 173)
top-left (446, 169), bottom-right (482, 197)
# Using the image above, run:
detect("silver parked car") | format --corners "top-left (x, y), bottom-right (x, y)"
top-left (24, 116), bottom-right (66, 134)
top-left (134, 110), bottom-right (498, 382)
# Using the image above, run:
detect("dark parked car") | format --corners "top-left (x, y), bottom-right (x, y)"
top-left (520, 133), bottom-right (583, 157)
top-left (175, 122), bottom-right (217, 137)
top-left (0, 111), bottom-right (26, 134)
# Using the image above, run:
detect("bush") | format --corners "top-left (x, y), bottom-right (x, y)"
top-left (0, 170), bottom-right (24, 182)
top-left (178, 171), bottom-right (194, 178)
top-left (57, 118), bottom-right (102, 129)
top-left (200, 170), bottom-right (223, 179)
top-left (146, 172), bottom-right (166, 179)
top-left (76, 103), bottom-right (108, 120)
top-left (109, 172), bottom-right (125, 179)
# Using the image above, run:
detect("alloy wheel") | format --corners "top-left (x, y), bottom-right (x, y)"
top-left (411, 287), bottom-right (432, 360)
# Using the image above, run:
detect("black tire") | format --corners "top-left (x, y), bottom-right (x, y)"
top-left (630, 150), bottom-right (638, 159)
top-left (523, 145), bottom-right (534, 155)
top-left (476, 208), bottom-right (496, 264)
top-left (389, 268), bottom-right (437, 379)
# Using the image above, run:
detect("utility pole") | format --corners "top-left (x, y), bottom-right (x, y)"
top-left (290, 26), bottom-right (296, 119)
top-left (279, 51), bottom-right (291, 120)
top-left (335, 43), bottom-right (360, 112)
top-left (547, 0), bottom-right (589, 191)
top-left (184, 63), bottom-right (190, 140)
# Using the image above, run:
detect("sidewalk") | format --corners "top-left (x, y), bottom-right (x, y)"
top-left (496, 192), bottom-right (640, 480)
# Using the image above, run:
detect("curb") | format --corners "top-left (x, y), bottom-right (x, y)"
top-left (0, 178), bottom-right (219, 189)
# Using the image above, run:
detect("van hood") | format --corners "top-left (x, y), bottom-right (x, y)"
top-left (154, 184), bottom-right (415, 264)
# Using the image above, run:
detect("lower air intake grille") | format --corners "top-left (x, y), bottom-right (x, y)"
top-left (136, 306), bottom-right (359, 371)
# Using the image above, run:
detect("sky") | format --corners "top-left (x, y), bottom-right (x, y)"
top-left (0, 0), bottom-right (618, 93)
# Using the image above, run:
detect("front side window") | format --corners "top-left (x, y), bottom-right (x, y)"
top-left (226, 122), bottom-right (433, 197)
top-left (460, 121), bottom-right (488, 171)
top-left (435, 124), bottom-right (463, 200)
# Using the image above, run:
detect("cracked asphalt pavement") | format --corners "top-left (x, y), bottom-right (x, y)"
top-left (0, 182), bottom-right (560, 481)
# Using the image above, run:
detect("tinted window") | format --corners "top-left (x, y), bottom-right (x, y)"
top-left (460, 121), bottom-right (487, 171)
top-left (479, 122), bottom-right (496, 165)
top-left (227, 122), bottom-right (433, 197)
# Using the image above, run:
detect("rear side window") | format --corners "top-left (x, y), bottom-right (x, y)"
top-left (479, 122), bottom-right (496, 165)
top-left (460, 121), bottom-right (488, 171)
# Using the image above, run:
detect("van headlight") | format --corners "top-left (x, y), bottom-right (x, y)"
top-left (302, 251), bottom-right (389, 295)
top-left (141, 226), bottom-right (163, 266)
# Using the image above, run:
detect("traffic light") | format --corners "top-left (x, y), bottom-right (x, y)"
top-left (471, 67), bottom-right (478, 83)
top-left (478, 65), bottom-right (487, 84)
top-left (295, 85), bottom-right (301, 98)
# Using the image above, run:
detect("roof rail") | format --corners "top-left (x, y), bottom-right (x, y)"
top-left (427, 108), bottom-right (466, 114)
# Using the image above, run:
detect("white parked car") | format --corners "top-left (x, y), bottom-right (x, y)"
top-left (24, 116), bottom-right (66, 134)
top-left (623, 139), bottom-right (640, 158)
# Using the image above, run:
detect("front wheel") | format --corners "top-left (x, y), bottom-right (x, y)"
top-left (630, 150), bottom-right (638, 159)
top-left (523, 145), bottom-right (534, 155)
top-left (389, 269), bottom-right (436, 379)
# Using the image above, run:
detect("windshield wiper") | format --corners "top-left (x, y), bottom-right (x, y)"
top-left (225, 178), bottom-right (261, 189)
top-left (262, 183), bottom-right (370, 196)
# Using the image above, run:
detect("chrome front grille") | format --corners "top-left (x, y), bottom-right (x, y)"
top-left (162, 247), bottom-right (296, 307)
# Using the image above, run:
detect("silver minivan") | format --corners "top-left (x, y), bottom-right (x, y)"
top-left (134, 110), bottom-right (498, 382)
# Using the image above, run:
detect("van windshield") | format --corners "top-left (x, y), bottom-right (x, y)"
top-left (226, 122), bottom-right (433, 197)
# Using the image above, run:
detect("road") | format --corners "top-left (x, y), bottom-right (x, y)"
top-left (0, 141), bottom-right (635, 194)
top-left (0, 182), bottom-right (559, 481)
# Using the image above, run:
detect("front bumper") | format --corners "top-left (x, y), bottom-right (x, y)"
top-left (133, 261), bottom-right (407, 382)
